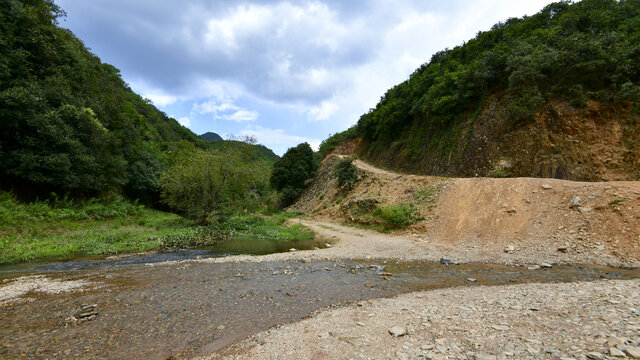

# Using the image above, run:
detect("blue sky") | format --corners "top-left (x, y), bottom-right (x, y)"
top-left (55, 0), bottom-right (556, 155)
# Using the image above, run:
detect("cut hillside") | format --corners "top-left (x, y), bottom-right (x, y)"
top-left (327, 0), bottom-right (640, 181)
top-left (290, 154), bottom-right (640, 266)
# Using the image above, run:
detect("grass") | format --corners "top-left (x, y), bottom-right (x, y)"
top-left (0, 192), bottom-right (313, 264)
top-left (342, 201), bottom-right (422, 232)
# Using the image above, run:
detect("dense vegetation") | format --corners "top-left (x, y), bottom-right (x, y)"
top-left (199, 132), bottom-right (223, 142)
top-left (270, 143), bottom-right (317, 207)
top-left (0, 192), bottom-right (312, 263)
top-left (322, 0), bottom-right (639, 176)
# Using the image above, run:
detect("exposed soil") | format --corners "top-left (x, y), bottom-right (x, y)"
top-left (289, 154), bottom-right (640, 267)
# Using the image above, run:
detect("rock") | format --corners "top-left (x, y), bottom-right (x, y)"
top-left (216, 325), bottom-right (226, 330)
top-left (325, 243), bottom-right (331, 248)
top-left (557, 246), bottom-right (568, 253)
top-left (475, 354), bottom-right (497, 360)
top-left (610, 347), bottom-right (626, 357)
top-left (570, 196), bottom-right (582, 208)
top-left (625, 347), bottom-right (640, 358)
top-left (491, 325), bottom-right (509, 331)
top-left (289, 248), bottom-right (297, 252)
top-left (540, 262), bottom-right (553, 268)
top-left (528, 265), bottom-right (541, 270)
top-left (301, 257), bottom-right (311, 263)
top-left (467, 278), bottom-right (477, 282)
top-left (541, 184), bottom-right (553, 189)
top-left (395, 350), bottom-right (409, 360)
top-left (389, 326), bottom-right (407, 337)
top-left (317, 332), bottom-right (330, 338)
top-left (504, 245), bottom-right (515, 253)
top-left (440, 258), bottom-right (452, 265)
top-left (586, 352), bottom-right (604, 360)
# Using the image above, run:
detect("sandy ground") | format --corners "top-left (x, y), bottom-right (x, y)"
top-left (0, 275), bottom-right (93, 306)
top-left (204, 279), bottom-right (640, 360)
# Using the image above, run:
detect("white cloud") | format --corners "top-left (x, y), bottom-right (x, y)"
top-left (239, 126), bottom-right (321, 154)
top-left (308, 100), bottom-right (339, 122)
top-left (222, 110), bottom-right (258, 122)
top-left (177, 117), bottom-right (191, 126)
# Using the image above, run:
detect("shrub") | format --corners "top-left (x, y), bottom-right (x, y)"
top-left (334, 157), bottom-right (358, 187)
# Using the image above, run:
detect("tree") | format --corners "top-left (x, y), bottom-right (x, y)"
top-left (159, 137), bottom-right (269, 221)
top-left (270, 142), bottom-right (317, 206)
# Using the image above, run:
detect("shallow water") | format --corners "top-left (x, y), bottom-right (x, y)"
top-left (0, 253), bottom-right (638, 359)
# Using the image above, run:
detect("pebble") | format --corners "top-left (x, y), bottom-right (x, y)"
top-left (626, 347), bottom-right (640, 358)
top-left (389, 326), bottom-right (407, 337)
top-left (440, 258), bottom-right (453, 265)
top-left (586, 352), bottom-right (604, 360)
top-left (540, 262), bottom-right (553, 268)
top-left (475, 354), bottom-right (497, 360)
top-left (491, 325), bottom-right (509, 331)
top-left (528, 265), bottom-right (541, 270)
top-left (504, 245), bottom-right (515, 253)
top-left (610, 347), bottom-right (626, 357)
top-left (216, 325), bottom-right (226, 330)
top-left (289, 248), bottom-right (297, 252)
top-left (541, 184), bottom-right (553, 189)
top-left (570, 196), bottom-right (582, 208)
top-left (467, 278), bottom-right (477, 282)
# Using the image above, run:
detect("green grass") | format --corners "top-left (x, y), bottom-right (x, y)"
top-left (342, 201), bottom-right (422, 232)
top-left (0, 192), bottom-right (313, 264)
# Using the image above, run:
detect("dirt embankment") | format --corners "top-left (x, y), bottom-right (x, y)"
top-left (289, 154), bottom-right (640, 267)
top-left (357, 99), bottom-right (640, 181)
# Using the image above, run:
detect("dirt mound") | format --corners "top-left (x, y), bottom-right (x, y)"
top-left (291, 154), bottom-right (640, 266)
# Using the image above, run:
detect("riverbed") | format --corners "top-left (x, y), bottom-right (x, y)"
top-left (1, 251), bottom-right (637, 359)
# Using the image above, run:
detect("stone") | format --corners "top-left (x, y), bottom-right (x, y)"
top-left (625, 347), bottom-right (640, 359)
top-left (491, 325), bottom-right (509, 331)
top-left (289, 248), bottom-right (297, 252)
top-left (301, 257), bottom-right (311, 263)
top-left (528, 265), bottom-right (541, 270)
top-left (610, 347), bottom-right (626, 357)
top-left (541, 184), bottom-right (553, 189)
top-left (570, 196), bottom-right (582, 208)
top-left (389, 326), bottom-right (407, 337)
top-left (216, 325), bottom-right (226, 330)
top-left (557, 246), bottom-right (569, 253)
top-left (440, 258), bottom-right (453, 265)
top-left (475, 354), bottom-right (497, 360)
top-left (467, 278), bottom-right (477, 282)
top-left (318, 332), bottom-right (330, 338)
top-left (586, 352), bottom-right (604, 360)
top-left (540, 262), bottom-right (553, 268)
top-left (504, 245), bottom-right (515, 253)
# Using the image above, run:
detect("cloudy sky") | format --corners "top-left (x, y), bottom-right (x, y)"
top-left (55, 0), bottom-right (555, 155)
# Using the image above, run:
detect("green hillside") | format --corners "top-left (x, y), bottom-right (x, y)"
top-left (331, 0), bottom-right (640, 180)
top-left (0, 0), bottom-right (206, 202)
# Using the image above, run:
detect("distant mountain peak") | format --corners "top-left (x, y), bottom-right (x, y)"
top-left (199, 132), bottom-right (223, 141)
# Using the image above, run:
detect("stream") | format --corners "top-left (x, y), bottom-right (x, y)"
top-left (0, 251), bottom-right (638, 359)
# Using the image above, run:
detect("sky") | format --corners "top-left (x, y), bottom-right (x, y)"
top-left (55, 0), bottom-right (556, 155)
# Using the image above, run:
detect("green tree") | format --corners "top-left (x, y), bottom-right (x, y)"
top-left (159, 137), bottom-right (269, 221)
top-left (270, 142), bottom-right (317, 207)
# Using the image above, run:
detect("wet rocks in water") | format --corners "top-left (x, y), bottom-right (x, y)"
top-left (440, 258), bottom-right (452, 265)
top-left (68, 304), bottom-right (98, 324)
top-left (389, 326), bottom-right (407, 337)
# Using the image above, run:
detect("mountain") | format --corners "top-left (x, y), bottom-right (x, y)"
top-left (0, 0), bottom-right (206, 201)
top-left (325, 0), bottom-right (640, 181)
top-left (208, 140), bottom-right (280, 166)
top-left (199, 132), bottom-right (223, 142)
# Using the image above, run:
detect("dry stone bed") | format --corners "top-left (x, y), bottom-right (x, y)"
top-left (208, 279), bottom-right (640, 360)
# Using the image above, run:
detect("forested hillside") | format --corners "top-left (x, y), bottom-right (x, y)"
top-left (0, 0), bottom-right (203, 202)
top-left (331, 0), bottom-right (640, 180)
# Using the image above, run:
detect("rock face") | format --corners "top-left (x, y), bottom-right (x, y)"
top-left (356, 99), bottom-right (640, 182)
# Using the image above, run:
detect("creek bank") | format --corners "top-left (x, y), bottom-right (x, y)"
top-left (207, 279), bottom-right (640, 360)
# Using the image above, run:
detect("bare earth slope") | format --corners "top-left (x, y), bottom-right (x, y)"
top-left (289, 155), bottom-right (640, 267)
